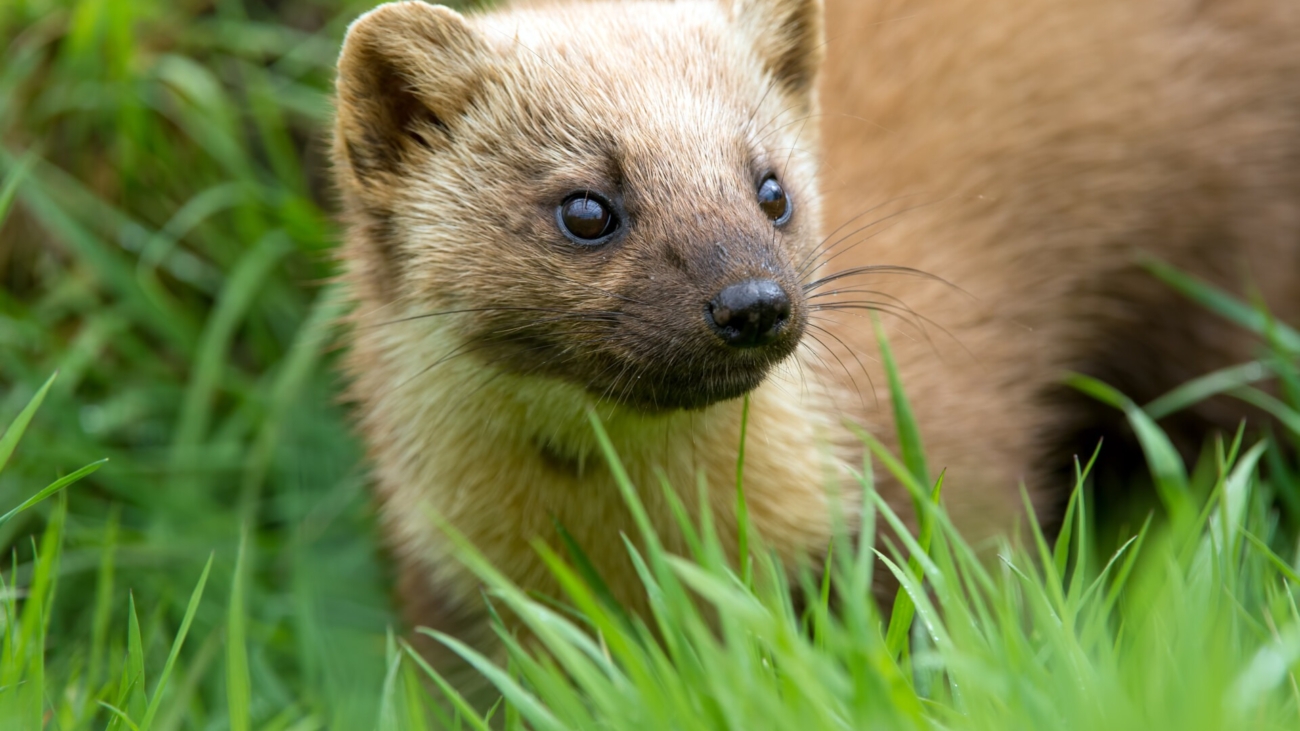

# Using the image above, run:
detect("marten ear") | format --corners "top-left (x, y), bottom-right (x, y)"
top-left (731, 0), bottom-right (825, 96)
top-left (334, 1), bottom-right (492, 180)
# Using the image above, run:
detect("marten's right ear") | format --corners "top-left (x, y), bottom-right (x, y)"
top-left (334, 1), bottom-right (491, 180)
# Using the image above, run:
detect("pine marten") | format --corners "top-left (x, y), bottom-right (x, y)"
top-left (332, 0), bottom-right (1300, 679)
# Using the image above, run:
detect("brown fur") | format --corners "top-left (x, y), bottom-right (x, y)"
top-left (331, 0), bottom-right (1300, 682)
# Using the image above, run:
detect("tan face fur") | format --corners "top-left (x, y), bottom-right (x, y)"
top-left (335, 0), bottom-right (824, 413)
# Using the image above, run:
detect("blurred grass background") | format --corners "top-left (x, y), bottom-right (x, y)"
top-left (0, 0), bottom-right (416, 725)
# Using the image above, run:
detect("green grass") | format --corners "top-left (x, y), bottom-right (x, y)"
top-left (2, 0), bottom-right (400, 726)
top-left (3, 1), bottom-right (1300, 729)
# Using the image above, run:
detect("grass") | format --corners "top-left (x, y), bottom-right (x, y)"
top-left (2, 0), bottom-right (400, 726)
top-left (3, 0), bottom-right (1300, 729)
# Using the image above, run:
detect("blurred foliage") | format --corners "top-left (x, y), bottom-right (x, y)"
top-left (0, 0), bottom-right (415, 725)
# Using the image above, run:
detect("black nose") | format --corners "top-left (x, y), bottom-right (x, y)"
top-left (707, 279), bottom-right (792, 348)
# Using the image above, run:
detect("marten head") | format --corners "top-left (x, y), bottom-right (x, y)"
top-left (333, 0), bottom-right (825, 412)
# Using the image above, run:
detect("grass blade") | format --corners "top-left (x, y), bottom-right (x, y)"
top-left (1144, 361), bottom-right (1270, 420)
top-left (1142, 256), bottom-right (1300, 352)
top-left (139, 554), bottom-right (214, 730)
top-left (107, 593), bottom-right (147, 731)
top-left (227, 533), bottom-right (252, 731)
top-left (0, 372), bottom-right (57, 476)
top-left (736, 393), bottom-right (752, 586)
top-left (1067, 373), bottom-right (1191, 525)
top-left (873, 316), bottom-right (930, 487)
top-left (0, 459), bottom-right (107, 527)
top-left (0, 151), bottom-right (35, 228)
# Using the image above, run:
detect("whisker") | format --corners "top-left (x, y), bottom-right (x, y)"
top-left (782, 342), bottom-right (815, 401)
top-left (740, 75), bottom-right (782, 138)
top-left (790, 338), bottom-right (863, 416)
top-left (392, 334), bottom-right (591, 396)
top-left (389, 310), bottom-right (619, 395)
top-left (796, 333), bottom-right (841, 392)
top-left (782, 116), bottom-right (810, 185)
top-left (807, 322), bottom-right (878, 408)
top-left (598, 357), bottom-right (638, 407)
top-left (448, 347), bottom-right (592, 416)
top-left (367, 306), bottom-right (624, 329)
top-left (403, 340), bottom-right (554, 407)
top-left (392, 339), bottom-right (488, 393)
top-left (811, 302), bottom-right (977, 364)
top-left (793, 193), bottom-right (926, 277)
top-left (749, 98), bottom-right (807, 145)
top-left (809, 296), bottom-right (932, 337)
top-left (753, 110), bottom-right (819, 146)
top-left (810, 302), bottom-right (933, 352)
top-left (802, 220), bottom-right (904, 284)
top-left (800, 198), bottom-right (952, 281)
top-left (584, 357), bottom-right (630, 405)
top-left (804, 328), bottom-right (874, 411)
top-left (351, 290), bottom-right (421, 325)
top-left (806, 288), bottom-right (940, 338)
top-left (616, 360), bottom-right (654, 409)
top-left (807, 287), bottom-right (934, 326)
top-left (803, 265), bottom-right (966, 295)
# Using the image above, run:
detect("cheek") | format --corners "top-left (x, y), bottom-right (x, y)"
top-left (616, 274), bottom-right (714, 348)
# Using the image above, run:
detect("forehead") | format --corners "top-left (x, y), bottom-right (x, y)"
top-left (469, 2), bottom-right (778, 164)
top-left (476, 2), bottom-right (743, 90)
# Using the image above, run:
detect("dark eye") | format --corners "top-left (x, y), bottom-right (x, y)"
top-left (557, 192), bottom-right (618, 244)
top-left (757, 176), bottom-right (792, 225)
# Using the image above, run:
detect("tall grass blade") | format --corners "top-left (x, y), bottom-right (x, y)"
top-left (736, 392), bottom-right (752, 586)
top-left (106, 594), bottom-right (146, 731)
top-left (227, 532), bottom-right (252, 731)
top-left (139, 554), bottom-right (213, 730)
top-left (872, 316), bottom-right (930, 487)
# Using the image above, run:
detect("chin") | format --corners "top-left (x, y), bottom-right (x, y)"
top-left (596, 368), bottom-right (773, 413)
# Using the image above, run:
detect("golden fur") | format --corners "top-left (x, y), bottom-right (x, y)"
top-left (331, 0), bottom-right (1300, 683)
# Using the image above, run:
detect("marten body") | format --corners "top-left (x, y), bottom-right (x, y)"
top-left (332, 0), bottom-right (1300, 679)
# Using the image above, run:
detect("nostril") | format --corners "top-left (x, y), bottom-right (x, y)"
top-left (707, 279), bottom-right (792, 348)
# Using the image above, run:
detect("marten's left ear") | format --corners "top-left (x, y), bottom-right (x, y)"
top-left (731, 0), bottom-right (824, 95)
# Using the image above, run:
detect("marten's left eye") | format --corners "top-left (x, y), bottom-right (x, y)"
top-left (757, 176), bottom-right (792, 225)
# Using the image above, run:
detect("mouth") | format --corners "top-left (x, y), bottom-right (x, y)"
top-left (585, 341), bottom-right (796, 412)
top-left (469, 327), bottom-right (788, 411)
top-left (640, 369), bottom-right (770, 411)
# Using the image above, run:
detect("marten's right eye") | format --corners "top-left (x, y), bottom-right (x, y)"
top-left (557, 192), bottom-right (618, 244)
top-left (757, 175), bottom-right (792, 225)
